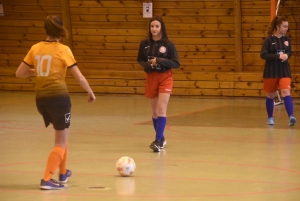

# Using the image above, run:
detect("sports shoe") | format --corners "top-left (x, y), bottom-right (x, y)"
top-left (59, 169), bottom-right (72, 184)
top-left (267, 117), bottom-right (274, 125)
top-left (150, 138), bottom-right (166, 152)
top-left (159, 137), bottom-right (167, 149)
top-left (289, 116), bottom-right (297, 126)
top-left (40, 179), bottom-right (65, 190)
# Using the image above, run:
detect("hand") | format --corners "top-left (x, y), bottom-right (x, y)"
top-left (150, 57), bottom-right (157, 67)
top-left (279, 54), bottom-right (288, 62)
top-left (88, 92), bottom-right (96, 103)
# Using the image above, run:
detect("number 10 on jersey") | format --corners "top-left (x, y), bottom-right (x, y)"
top-left (35, 55), bottom-right (52, 77)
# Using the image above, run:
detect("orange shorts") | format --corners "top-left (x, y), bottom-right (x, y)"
top-left (263, 78), bottom-right (291, 93)
top-left (145, 70), bottom-right (173, 98)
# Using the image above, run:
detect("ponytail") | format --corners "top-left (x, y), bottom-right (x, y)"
top-left (267, 16), bottom-right (288, 35)
top-left (44, 15), bottom-right (68, 39)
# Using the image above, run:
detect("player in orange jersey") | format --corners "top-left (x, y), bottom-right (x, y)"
top-left (16, 15), bottom-right (96, 190)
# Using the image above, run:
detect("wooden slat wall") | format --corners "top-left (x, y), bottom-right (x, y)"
top-left (242, 0), bottom-right (300, 73)
top-left (241, 0), bottom-right (270, 72)
top-left (0, 0), bottom-right (299, 97)
top-left (0, 0), bottom-right (63, 90)
top-left (277, 0), bottom-right (300, 75)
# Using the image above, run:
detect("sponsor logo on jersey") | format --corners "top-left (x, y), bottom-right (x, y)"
top-left (284, 41), bottom-right (289, 46)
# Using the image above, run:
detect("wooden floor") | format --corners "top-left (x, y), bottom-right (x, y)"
top-left (0, 92), bottom-right (300, 201)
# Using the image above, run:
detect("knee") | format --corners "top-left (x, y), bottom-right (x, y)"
top-left (152, 111), bottom-right (158, 118)
top-left (266, 93), bottom-right (276, 99)
top-left (280, 89), bottom-right (290, 97)
top-left (157, 107), bottom-right (167, 116)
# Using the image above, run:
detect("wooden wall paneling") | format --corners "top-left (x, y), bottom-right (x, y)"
top-left (153, 1), bottom-right (234, 9)
top-left (1, 0), bottom-right (61, 6)
top-left (71, 35), bottom-right (236, 44)
top-left (179, 66), bottom-right (236, 72)
top-left (0, 33), bottom-right (46, 41)
top-left (0, 40), bottom-right (39, 49)
top-left (241, 0), bottom-right (270, 74)
top-left (73, 43), bottom-right (237, 52)
top-left (69, 1), bottom-right (144, 8)
top-left (61, 0), bottom-right (73, 50)
top-left (234, 0), bottom-right (243, 72)
top-left (74, 49), bottom-right (236, 59)
top-left (0, 27), bottom-right (45, 34)
top-left (0, 0), bottom-right (63, 92)
top-left (1, 0), bottom-right (299, 97)
top-left (3, 5), bottom-right (61, 13)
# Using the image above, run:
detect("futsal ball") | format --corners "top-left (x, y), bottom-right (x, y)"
top-left (116, 156), bottom-right (136, 177)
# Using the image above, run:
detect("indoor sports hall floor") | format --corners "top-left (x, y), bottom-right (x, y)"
top-left (0, 91), bottom-right (300, 201)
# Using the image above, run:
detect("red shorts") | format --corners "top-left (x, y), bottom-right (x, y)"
top-left (263, 78), bottom-right (291, 93)
top-left (145, 70), bottom-right (173, 98)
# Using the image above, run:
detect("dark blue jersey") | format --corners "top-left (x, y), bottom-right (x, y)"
top-left (260, 35), bottom-right (292, 78)
top-left (137, 38), bottom-right (180, 73)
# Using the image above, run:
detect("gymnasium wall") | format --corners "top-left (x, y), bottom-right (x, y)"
top-left (0, 0), bottom-right (299, 97)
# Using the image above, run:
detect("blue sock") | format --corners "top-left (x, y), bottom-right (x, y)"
top-left (152, 117), bottom-right (157, 131)
top-left (266, 98), bottom-right (274, 118)
top-left (283, 96), bottom-right (294, 117)
top-left (156, 116), bottom-right (166, 141)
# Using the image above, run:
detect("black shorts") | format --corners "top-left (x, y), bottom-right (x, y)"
top-left (36, 95), bottom-right (71, 130)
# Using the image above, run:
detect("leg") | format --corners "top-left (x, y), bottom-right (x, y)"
top-left (40, 129), bottom-right (69, 190)
top-left (281, 89), bottom-right (293, 117)
top-left (149, 93), bottom-right (170, 152)
top-left (149, 96), bottom-right (158, 131)
top-left (264, 78), bottom-right (278, 125)
top-left (54, 129), bottom-right (69, 149)
top-left (156, 93), bottom-right (170, 145)
top-left (266, 92), bottom-right (276, 125)
top-left (279, 78), bottom-right (296, 126)
top-left (59, 142), bottom-right (68, 175)
top-left (281, 89), bottom-right (296, 126)
top-left (150, 93), bottom-right (170, 140)
top-left (43, 129), bottom-right (69, 181)
top-left (157, 93), bottom-right (170, 117)
top-left (148, 94), bottom-right (170, 131)
top-left (147, 71), bottom-right (172, 152)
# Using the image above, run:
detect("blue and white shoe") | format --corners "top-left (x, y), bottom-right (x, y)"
top-left (59, 169), bottom-right (72, 184)
top-left (40, 179), bottom-right (64, 190)
top-left (289, 116), bottom-right (297, 126)
top-left (267, 117), bottom-right (274, 125)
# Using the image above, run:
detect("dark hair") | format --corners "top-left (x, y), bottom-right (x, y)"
top-left (44, 15), bottom-right (68, 39)
top-left (267, 16), bottom-right (288, 35)
top-left (148, 16), bottom-right (168, 41)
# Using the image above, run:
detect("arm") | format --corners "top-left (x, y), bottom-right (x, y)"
top-left (137, 41), bottom-right (152, 69)
top-left (260, 37), bottom-right (280, 61)
top-left (15, 62), bottom-right (35, 78)
top-left (69, 65), bottom-right (96, 103)
top-left (285, 37), bottom-right (292, 59)
top-left (156, 42), bottom-right (180, 68)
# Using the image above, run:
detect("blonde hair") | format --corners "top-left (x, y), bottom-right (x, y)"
top-left (44, 15), bottom-right (68, 39)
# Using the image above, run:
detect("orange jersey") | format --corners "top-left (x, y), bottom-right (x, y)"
top-left (23, 41), bottom-right (76, 98)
